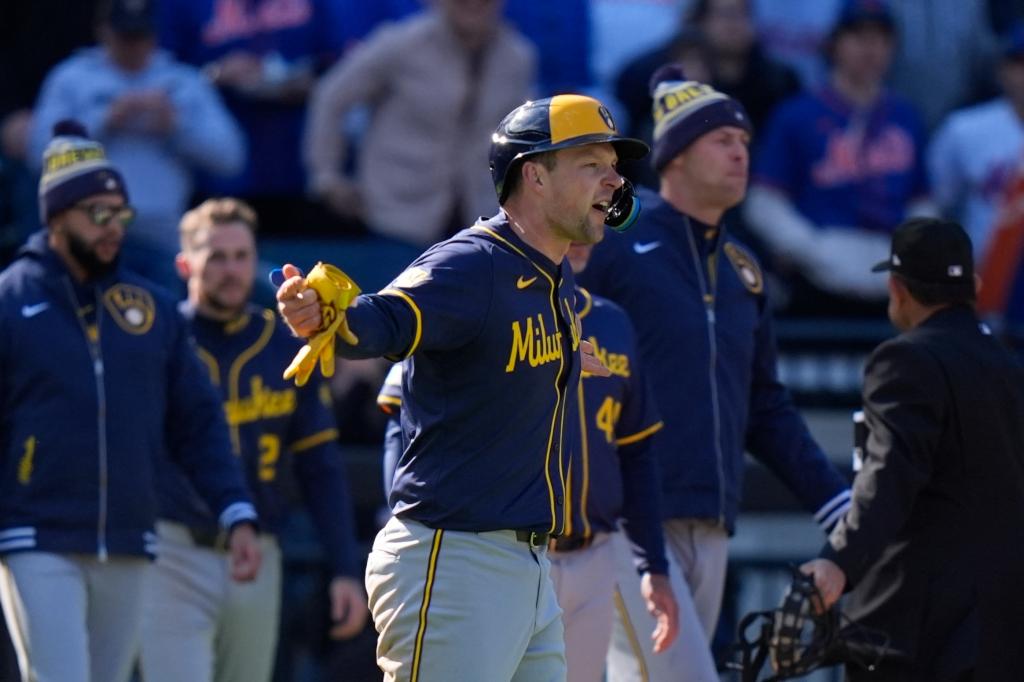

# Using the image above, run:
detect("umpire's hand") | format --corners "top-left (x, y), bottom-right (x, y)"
top-left (800, 558), bottom-right (846, 610)
top-left (228, 522), bottom-right (262, 582)
top-left (328, 576), bottom-right (369, 640)
top-left (276, 263), bottom-right (322, 338)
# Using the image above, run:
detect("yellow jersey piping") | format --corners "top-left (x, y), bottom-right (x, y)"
top-left (225, 310), bottom-right (275, 455)
top-left (379, 288), bottom-right (423, 358)
top-left (289, 428), bottom-right (339, 454)
top-left (473, 226), bottom-right (569, 534)
top-left (616, 421), bottom-right (665, 446)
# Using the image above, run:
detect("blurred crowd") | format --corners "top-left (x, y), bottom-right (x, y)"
top-left (6, 0), bottom-right (1024, 327)
top-left (4, 0), bottom-right (1024, 328)
top-left (3, 0), bottom-right (1024, 678)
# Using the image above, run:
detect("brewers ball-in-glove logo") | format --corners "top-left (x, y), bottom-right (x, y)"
top-left (283, 262), bottom-right (361, 386)
top-left (103, 284), bottom-right (155, 334)
top-left (724, 243), bottom-right (764, 295)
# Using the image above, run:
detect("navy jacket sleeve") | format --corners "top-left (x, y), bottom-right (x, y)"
top-left (821, 341), bottom-right (941, 587)
top-left (165, 311), bottom-right (257, 529)
top-left (745, 298), bottom-right (851, 532)
top-left (340, 247), bottom-right (492, 360)
top-left (615, 327), bottom-right (668, 576)
top-left (288, 379), bottom-right (360, 578)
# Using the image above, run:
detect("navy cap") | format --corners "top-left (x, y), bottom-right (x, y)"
top-left (102, 0), bottom-right (156, 36)
top-left (832, 0), bottom-right (896, 35)
top-left (871, 217), bottom-right (974, 296)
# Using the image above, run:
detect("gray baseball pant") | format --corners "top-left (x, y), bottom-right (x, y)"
top-left (0, 551), bottom-right (147, 682)
top-left (140, 521), bottom-right (282, 682)
top-left (365, 516), bottom-right (565, 682)
top-left (549, 531), bottom-right (616, 682)
top-left (607, 519), bottom-right (729, 682)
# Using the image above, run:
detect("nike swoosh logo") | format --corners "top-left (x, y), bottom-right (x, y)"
top-left (633, 241), bottom-right (662, 254)
top-left (516, 276), bottom-right (538, 289)
top-left (20, 302), bottom-right (50, 318)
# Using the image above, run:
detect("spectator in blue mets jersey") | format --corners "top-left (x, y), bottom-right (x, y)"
top-left (578, 67), bottom-right (852, 682)
top-left (744, 0), bottom-right (933, 312)
top-left (276, 93), bottom-right (648, 681)
top-left (0, 121), bottom-right (259, 682)
top-left (375, 246), bottom-right (679, 682)
top-left (141, 198), bottom-right (367, 682)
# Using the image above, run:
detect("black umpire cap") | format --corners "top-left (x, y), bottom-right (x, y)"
top-left (872, 217), bottom-right (975, 297)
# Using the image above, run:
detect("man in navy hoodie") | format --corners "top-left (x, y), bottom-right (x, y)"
top-left (0, 121), bottom-right (259, 682)
top-left (579, 67), bottom-right (852, 681)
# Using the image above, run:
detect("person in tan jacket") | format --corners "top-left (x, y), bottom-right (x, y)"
top-left (304, 0), bottom-right (536, 247)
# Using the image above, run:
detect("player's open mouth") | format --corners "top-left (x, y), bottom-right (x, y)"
top-left (592, 200), bottom-right (610, 214)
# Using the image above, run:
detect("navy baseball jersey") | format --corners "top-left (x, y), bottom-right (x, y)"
top-left (376, 362), bottom-right (404, 499)
top-left (342, 212), bottom-right (582, 535)
top-left (566, 287), bottom-right (666, 572)
top-left (754, 86), bottom-right (929, 233)
top-left (158, 304), bottom-right (359, 577)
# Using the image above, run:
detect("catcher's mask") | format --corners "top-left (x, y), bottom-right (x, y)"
top-left (729, 567), bottom-right (896, 682)
top-left (488, 95), bottom-right (648, 231)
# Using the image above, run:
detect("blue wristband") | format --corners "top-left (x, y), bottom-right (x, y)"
top-left (269, 267), bottom-right (304, 287)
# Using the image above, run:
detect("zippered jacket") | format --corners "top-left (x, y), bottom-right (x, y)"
top-left (579, 189), bottom-right (850, 533)
top-left (0, 232), bottom-right (256, 558)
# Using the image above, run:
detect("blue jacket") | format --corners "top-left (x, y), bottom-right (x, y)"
top-left (0, 233), bottom-right (256, 558)
top-left (157, 304), bottom-right (360, 577)
top-left (579, 190), bottom-right (851, 532)
top-left (344, 212), bottom-right (581, 534)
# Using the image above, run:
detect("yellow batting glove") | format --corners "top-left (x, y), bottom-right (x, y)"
top-left (284, 314), bottom-right (343, 386)
top-left (283, 262), bottom-right (362, 385)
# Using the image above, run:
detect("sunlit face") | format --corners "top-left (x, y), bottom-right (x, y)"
top-left (183, 222), bottom-right (256, 316)
top-left (831, 23), bottom-right (895, 85)
top-left (566, 242), bottom-right (594, 274)
top-left (534, 143), bottom-right (624, 246)
top-left (52, 192), bottom-right (131, 277)
top-left (673, 126), bottom-right (750, 210)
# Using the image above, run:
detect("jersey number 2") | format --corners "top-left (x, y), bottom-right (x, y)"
top-left (258, 434), bottom-right (280, 482)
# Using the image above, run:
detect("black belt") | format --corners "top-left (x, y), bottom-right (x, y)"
top-left (514, 530), bottom-right (550, 548)
top-left (186, 527), bottom-right (228, 552)
top-left (549, 535), bottom-right (593, 553)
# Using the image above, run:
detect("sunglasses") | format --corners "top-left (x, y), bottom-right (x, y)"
top-left (73, 202), bottom-right (137, 228)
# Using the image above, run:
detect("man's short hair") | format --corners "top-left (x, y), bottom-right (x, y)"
top-left (894, 273), bottom-right (976, 307)
top-left (179, 197), bottom-right (258, 251)
top-left (502, 151), bottom-right (558, 204)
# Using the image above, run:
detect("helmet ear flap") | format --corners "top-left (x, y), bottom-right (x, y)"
top-left (605, 179), bottom-right (640, 232)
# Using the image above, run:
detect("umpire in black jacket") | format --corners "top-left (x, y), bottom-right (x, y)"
top-left (802, 217), bottom-right (1024, 682)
